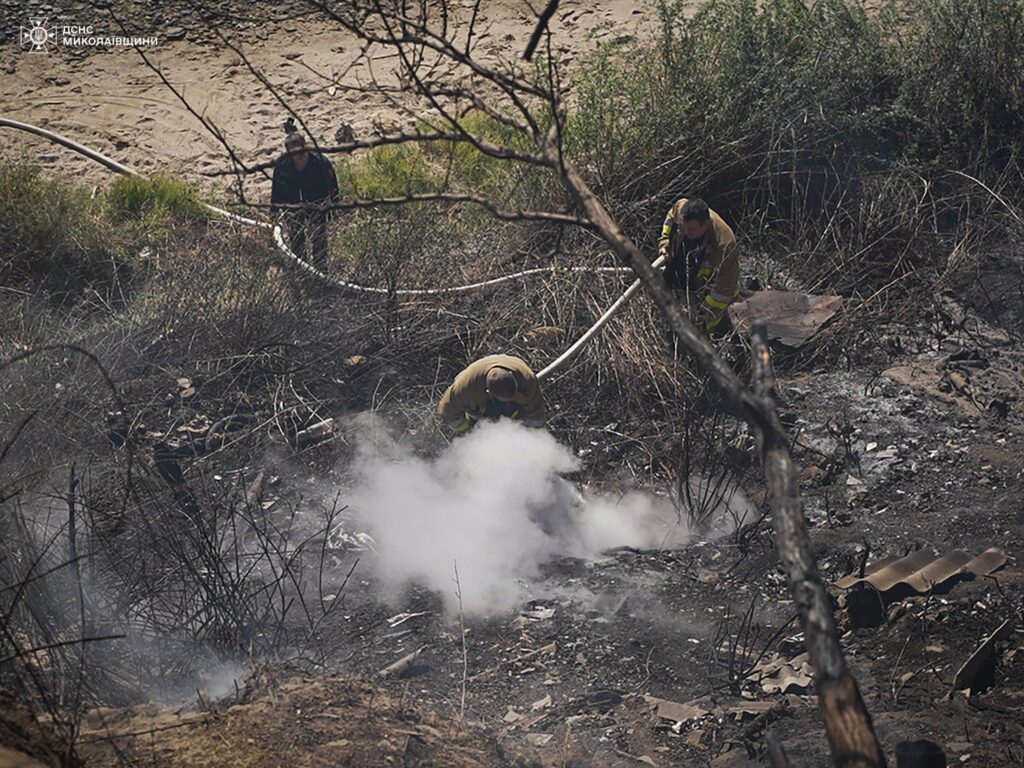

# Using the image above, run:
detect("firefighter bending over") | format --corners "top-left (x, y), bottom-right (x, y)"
top-left (438, 355), bottom-right (546, 433)
top-left (658, 197), bottom-right (739, 334)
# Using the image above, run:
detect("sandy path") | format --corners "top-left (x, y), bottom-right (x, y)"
top-left (0, 1), bottom-right (654, 203)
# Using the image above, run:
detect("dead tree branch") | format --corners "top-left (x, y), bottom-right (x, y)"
top-left (538, 132), bottom-right (886, 768)
top-left (524, 0), bottom-right (560, 60)
top-left (242, 193), bottom-right (590, 228)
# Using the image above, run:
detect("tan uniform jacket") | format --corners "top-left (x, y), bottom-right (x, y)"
top-left (437, 355), bottom-right (546, 429)
top-left (659, 199), bottom-right (740, 318)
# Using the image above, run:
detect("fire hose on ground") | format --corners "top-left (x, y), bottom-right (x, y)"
top-left (0, 116), bottom-right (663, 381)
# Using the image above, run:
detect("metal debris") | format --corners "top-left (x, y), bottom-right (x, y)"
top-left (379, 645), bottom-right (429, 678)
top-left (751, 652), bottom-right (815, 695)
top-left (643, 695), bottom-right (707, 724)
top-left (835, 547), bottom-right (1007, 594)
top-left (952, 619), bottom-right (1015, 695)
top-left (727, 291), bottom-right (843, 348)
top-left (386, 611), bottom-right (428, 628)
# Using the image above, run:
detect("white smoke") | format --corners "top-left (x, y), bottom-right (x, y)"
top-left (347, 419), bottom-right (711, 614)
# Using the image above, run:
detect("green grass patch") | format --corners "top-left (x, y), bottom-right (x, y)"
top-left (0, 162), bottom-right (117, 295)
top-left (106, 174), bottom-right (206, 223)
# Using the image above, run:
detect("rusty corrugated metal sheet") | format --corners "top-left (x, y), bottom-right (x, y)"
top-left (835, 547), bottom-right (1007, 593)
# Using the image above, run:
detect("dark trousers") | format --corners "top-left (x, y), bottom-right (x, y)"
top-left (286, 210), bottom-right (330, 269)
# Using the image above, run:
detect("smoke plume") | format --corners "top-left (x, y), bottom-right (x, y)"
top-left (348, 419), bottom-right (703, 614)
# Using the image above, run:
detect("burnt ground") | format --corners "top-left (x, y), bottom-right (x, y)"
top-left (3, 2), bottom-right (1022, 765)
top-left (60, 273), bottom-right (1024, 768)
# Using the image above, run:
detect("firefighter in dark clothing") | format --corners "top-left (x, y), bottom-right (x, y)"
top-left (270, 131), bottom-right (340, 269)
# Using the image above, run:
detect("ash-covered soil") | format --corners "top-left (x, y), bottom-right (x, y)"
top-left (2, 3), bottom-right (1023, 767)
top-left (59, 287), bottom-right (1024, 768)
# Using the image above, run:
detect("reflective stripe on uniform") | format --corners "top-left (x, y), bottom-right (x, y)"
top-left (661, 220), bottom-right (673, 238)
top-left (704, 293), bottom-right (730, 311)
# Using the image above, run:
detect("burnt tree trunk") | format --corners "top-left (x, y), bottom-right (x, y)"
top-left (544, 137), bottom-right (887, 768)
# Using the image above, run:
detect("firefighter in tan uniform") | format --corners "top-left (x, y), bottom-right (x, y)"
top-left (438, 355), bottom-right (546, 433)
top-left (658, 197), bottom-right (739, 334)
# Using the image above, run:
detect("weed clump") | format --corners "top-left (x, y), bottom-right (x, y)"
top-left (0, 163), bottom-right (115, 296)
top-left (106, 173), bottom-right (206, 224)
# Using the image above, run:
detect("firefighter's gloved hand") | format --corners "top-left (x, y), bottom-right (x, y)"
top-left (452, 412), bottom-right (477, 434)
top-left (510, 411), bottom-right (547, 429)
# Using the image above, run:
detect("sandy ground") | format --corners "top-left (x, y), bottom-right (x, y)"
top-left (0, 0), bottom-right (654, 204)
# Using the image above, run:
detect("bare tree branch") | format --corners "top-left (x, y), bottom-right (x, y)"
top-left (239, 193), bottom-right (591, 228)
top-left (538, 130), bottom-right (886, 766)
top-left (203, 129), bottom-right (547, 176)
top-left (524, 0), bottom-right (560, 60)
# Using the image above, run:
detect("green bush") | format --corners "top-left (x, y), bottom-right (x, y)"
top-left (893, 0), bottom-right (1024, 169)
top-left (572, 0), bottom-right (1023, 194)
top-left (334, 113), bottom-right (554, 209)
top-left (566, 0), bottom-right (1024, 294)
top-left (330, 112), bottom-right (562, 276)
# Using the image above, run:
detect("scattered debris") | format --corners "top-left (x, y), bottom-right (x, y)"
top-left (613, 749), bottom-right (658, 766)
top-left (727, 291), bottom-right (843, 348)
top-left (525, 733), bottom-right (552, 747)
top-left (728, 700), bottom-right (785, 722)
top-left (386, 611), bottom-right (428, 628)
top-left (176, 376), bottom-right (196, 399)
top-left (328, 523), bottom-right (377, 552)
top-left (837, 547), bottom-right (1007, 628)
top-left (644, 695), bottom-right (707, 725)
top-left (379, 645), bottom-right (429, 678)
top-left (530, 694), bottom-right (552, 712)
top-left (295, 418), bottom-right (335, 448)
top-left (584, 688), bottom-right (623, 709)
top-left (951, 619), bottom-right (1015, 695)
top-left (751, 652), bottom-right (815, 695)
top-left (519, 605), bottom-right (556, 622)
top-left (517, 642), bottom-right (557, 664)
